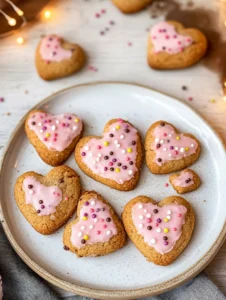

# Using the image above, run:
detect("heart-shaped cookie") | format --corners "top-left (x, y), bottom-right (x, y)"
top-left (122, 195), bottom-right (195, 265)
top-left (147, 21), bottom-right (207, 69)
top-left (14, 166), bottom-right (81, 235)
top-left (25, 109), bottom-right (83, 166)
top-left (112, 0), bottom-right (152, 14)
top-left (63, 191), bottom-right (126, 257)
top-left (170, 169), bottom-right (201, 194)
top-left (36, 34), bottom-right (86, 80)
top-left (75, 119), bottom-right (143, 191)
top-left (145, 121), bottom-right (201, 174)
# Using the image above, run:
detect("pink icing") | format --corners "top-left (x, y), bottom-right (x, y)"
top-left (173, 171), bottom-right (194, 187)
top-left (39, 35), bottom-right (72, 62)
top-left (151, 123), bottom-right (198, 166)
top-left (23, 176), bottom-right (62, 216)
top-left (150, 21), bottom-right (193, 54)
top-left (71, 198), bottom-right (117, 248)
top-left (80, 120), bottom-right (138, 184)
top-left (132, 202), bottom-right (187, 254)
top-left (28, 112), bottom-right (82, 152)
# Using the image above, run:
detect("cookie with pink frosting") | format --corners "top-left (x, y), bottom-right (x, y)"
top-left (112, 0), bottom-right (152, 13)
top-left (36, 34), bottom-right (86, 80)
top-left (145, 120), bottom-right (201, 174)
top-left (25, 110), bottom-right (83, 166)
top-left (122, 195), bottom-right (195, 265)
top-left (75, 119), bottom-right (143, 191)
top-left (147, 21), bottom-right (207, 69)
top-left (170, 169), bottom-right (201, 194)
top-left (63, 191), bottom-right (126, 257)
top-left (14, 165), bottom-right (81, 235)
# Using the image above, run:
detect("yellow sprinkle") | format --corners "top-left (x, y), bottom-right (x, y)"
top-left (164, 228), bottom-right (169, 233)
top-left (83, 235), bottom-right (89, 240)
top-left (176, 136), bottom-right (180, 140)
top-left (164, 218), bottom-right (168, 222)
top-left (103, 141), bottom-right (109, 146)
top-left (45, 133), bottom-right (50, 137)
top-left (115, 168), bottom-right (120, 172)
top-left (210, 99), bottom-right (216, 103)
top-left (185, 147), bottom-right (189, 151)
top-left (74, 118), bottom-right (79, 123)
top-left (115, 125), bottom-right (121, 130)
top-left (82, 216), bottom-right (87, 221)
top-left (127, 148), bottom-right (132, 153)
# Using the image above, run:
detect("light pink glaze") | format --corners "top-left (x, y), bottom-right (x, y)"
top-left (150, 21), bottom-right (193, 54)
top-left (151, 123), bottom-right (198, 166)
top-left (28, 112), bottom-right (82, 152)
top-left (23, 176), bottom-right (62, 216)
top-left (80, 120), bottom-right (138, 184)
top-left (173, 171), bottom-right (194, 187)
top-left (39, 35), bottom-right (72, 62)
top-left (132, 202), bottom-right (187, 254)
top-left (71, 198), bottom-right (117, 248)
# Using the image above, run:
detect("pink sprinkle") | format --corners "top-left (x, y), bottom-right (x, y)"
top-left (90, 208), bottom-right (94, 213)
top-left (173, 35), bottom-right (177, 38)
top-left (128, 42), bottom-right (132, 46)
top-left (165, 35), bottom-right (169, 39)
top-left (109, 20), bottom-right (115, 25)
top-left (147, 218), bottom-right (152, 223)
top-left (187, 38), bottom-right (191, 42)
top-left (155, 223), bottom-right (159, 227)
top-left (188, 97), bottom-right (193, 101)
top-left (109, 162), bottom-right (113, 166)
top-left (178, 214), bottom-right (182, 218)
top-left (97, 145), bottom-right (102, 149)
top-left (97, 230), bottom-right (101, 235)
top-left (158, 29), bottom-right (162, 33)
top-left (46, 44), bottom-right (50, 48)
top-left (62, 123), bottom-right (66, 127)
top-left (88, 66), bottom-right (94, 70)
top-left (175, 151), bottom-right (178, 155)
top-left (53, 138), bottom-right (57, 142)
top-left (103, 224), bottom-right (107, 228)
top-left (54, 133), bottom-right (58, 137)
top-left (53, 192), bottom-right (56, 195)
top-left (126, 157), bottom-right (130, 161)
top-left (56, 193), bottom-right (60, 197)
top-left (163, 133), bottom-right (167, 137)
top-left (0, 97), bottom-right (4, 102)
top-left (178, 41), bottom-right (181, 45)
top-left (101, 9), bottom-right (106, 13)
top-left (55, 45), bottom-right (58, 49)
top-left (44, 138), bottom-right (47, 141)
top-left (173, 227), bottom-right (177, 231)
top-left (95, 13), bottom-right (100, 18)
top-left (118, 118), bottom-right (123, 123)
top-left (64, 197), bottom-right (68, 200)
top-left (165, 183), bottom-right (169, 187)
top-left (101, 218), bottom-right (105, 222)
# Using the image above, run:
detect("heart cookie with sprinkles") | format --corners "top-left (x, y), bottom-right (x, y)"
top-left (14, 166), bottom-right (81, 235)
top-left (122, 195), bottom-right (195, 265)
top-left (147, 21), bottom-right (207, 69)
top-left (63, 191), bottom-right (127, 257)
top-left (169, 169), bottom-right (201, 194)
top-left (75, 119), bottom-right (143, 191)
top-left (145, 121), bottom-right (201, 174)
top-left (112, 0), bottom-right (152, 14)
top-left (25, 110), bottom-right (83, 167)
top-left (36, 34), bottom-right (86, 80)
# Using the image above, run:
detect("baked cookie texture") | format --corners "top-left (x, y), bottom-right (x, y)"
top-left (63, 191), bottom-right (127, 257)
top-left (75, 119), bottom-right (143, 191)
top-left (14, 166), bottom-right (81, 235)
top-left (147, 21), bottom-right (207, 69)
top-left (122, 195), bottom-right (195, 266)
top-left (145, 120), bottom-right (201, 174)
top-left (112, 0), bottom-right (152, 13)
top-left (169, 169), bottom-right (201, 194)
top-left (36, 34), bottom-right (86, 80)
top-left (25, 109), bottom-right (83, 167)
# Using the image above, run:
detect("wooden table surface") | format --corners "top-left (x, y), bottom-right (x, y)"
top-left (0, 0), bottom-right (226, 297)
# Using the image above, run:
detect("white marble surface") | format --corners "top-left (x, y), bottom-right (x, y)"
top-left (0, 0), bottom-right (226, 297)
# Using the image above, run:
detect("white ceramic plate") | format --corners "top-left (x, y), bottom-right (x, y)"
top-left (0, 82), bottom-right (226, 300)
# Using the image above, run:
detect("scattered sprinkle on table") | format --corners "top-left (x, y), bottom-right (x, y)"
top-left (188, 97), bottom-right (193, 101)
top-left (0, 97), bottom-right (4, 102)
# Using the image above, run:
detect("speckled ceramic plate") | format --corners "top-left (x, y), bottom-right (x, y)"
top-left (0, 82), bottom-right (226, 300)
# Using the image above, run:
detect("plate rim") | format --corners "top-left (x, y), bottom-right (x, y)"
top-left (0, 81), bottom-right (226, 300)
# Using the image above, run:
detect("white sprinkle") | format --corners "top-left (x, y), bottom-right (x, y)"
top-left (180, 148), bottom-right (185, 153)
top-left (146, 213), bottom-right (151, 218)
top-left (113, 128), bottom-right (116, 132)
top-left (96, 157), bottom-right (100, 162)
top-left (167, 215), bottom-right (171, 220)
top-left (93, 160), bottom-right (96, 165)
top-left (139, 224), bottom-right (143, 228)
top-left (73, 126), bottom-right (77, 130)
top-left (78, 232), bottom-right (82, 237)
top-left (89, 152), bottom-right (93, 157)
top-left (155, 138), bottom-right (160, 143)
top-left (50, 215), bottom-right (55, 220)
top-left (163, 148), bottom-right (167, 151)
top-left (151, 238), bottom-right (156, 244)
top-left (40, 129), bottom-right (43, 133)
top-left (120, 135), bottom-right (125, 139)
top-left (119, 179), bottom-right (123, 184)
top-left (138, 204), bottom-right (143, 209)
top-left (106, 230), bottom-right (112, 235)
top-left (191, 144), bottom-right (194, 148)
top-left (84, 146), bottom-right (89, 151)
top-left (143, 209), bottom-right (147, 213)
top-left (56, 120), bottom-right (59, 124)
top-left (94, 218), bottom-right (98, 223)
top-left (128, 170), bottom-right (133, 175)
top-left (169, 134), bottom-right (172, 137)
top-left (160, 139), bottom-right (164, 144)
top-left (29, 190), bottom-right (34, 195)
top-left (168, 153), bottom-right (172, 157)
top-left (81, 226), bottom-right (85, 230)
top-left (139, 215), bottom-right (144, 220)
top-left (167, 210), bottom-right (171, 215)
top-left (114, 140), bottom-right (118, 144)
top-left (175, 147), bottom-right (179, 150)
top-left (98, 153), bottom-right (102, 157)
top-left (89, 225), bottom-right (94, 229)
top-left (91, 200), bottom-right (95, 206)
top-left (51, 125), bottom-right (56, 131)
top-left (38, 122), bottom-right (42, 126)
top-left (116, 144), bottom-right (121, 148)
top-left (121, 149), bottom-right (126, 154)
top-left (156, 228), bottom-right (161, 233)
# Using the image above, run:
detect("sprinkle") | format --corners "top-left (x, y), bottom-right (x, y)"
top-left (83, 235), bottom-right (89, 241)
top-left (97, 230), bottom-right (101, 234)
top-left (188, 97), bottom-right (193, 101)
top-left (98, 153), bottom-right (102, 157)
top-left (103, 141), bottom-right (109, 146)
top-left (64, 197), bottom-right (68, 200)
top-left (143, 209), bottom-right (147, 213)
top-left (163, 148), bottom-right (167, 151)
top-left (82, 216), bottom-right (88, 221)
top-left (173, 227), bottom-right (177, 231)
top-left (84, 146), bottom-right (89, 151)
top-left (38, 122), bottom-right (42, 126)
top-left (128, 170), bottom-right (133, 175)
top-left (106, 230), bottom-right (112, 235)
top-left (115, 125), bottom-right (121, 130)
top-left (168, 153), bottom-right (172, 157)
top-left (139, 224), bottom-right (143, 228)
top-left (138, 204), bottom-right (143, 209)
top-left (156, 228), bottom-right (161, 233)
top-left (120, 135), bottom-right (125, 139)
top-left (116, 144), bottom-right (121, 148)
top-left (94, 218), bottom-right (98, 223)
top-left (185, 147), bottom-right (189, 151)
top-left (121, 149), bottom-right (126, 154)
top-left (180, 148), bottom-right (185, 153)
top-left (176, 136), bottom-right (180, 140)
top-left (0, 97), bottom-right (4, 102)
top-left (74, 118), bottom-right (79, 123)
top-left (73, 126), bottom-right (77, 130)
top-left (167, 210), bottom-right (171, 214)
top-left (89, 225), bottom-right (94, 229)
top-left (78, 232), bottom-right (82, 237)
top-left (146, 213), bottom-right (151, 218)
top-left (29, 190), bottom-right (34, 195)
top-left (178, 213), bottom-right (182, 217)
top-left (164, 218), bottom-right (169, 222)
top-left (160, 139), bottom-right (164, 144)
top-left (210, 99), bottom-right (216, 103)
top-left (56, 120), bottom-right (59, 124)
top-left (164, 228), bottom-right (169, 233)
top-left (157, 218), bottom-right (162, 223)
top-left (147, 218), bottom-right (152, 223)
top-left (167, 215), bottom-right (171, 220)
top-left (191, 144), bottom-right (194, 147)
top-left (45, 133), bottom-right (50, 137)
top-left (155, 138), bottom-right (160, 142)
top-left (81, 226), bottom-right (85, 230)
top-left (127, 148), bottom-right (132, 153)
top-left (139, 215), bottom-right (144, 220)
top-left (115, 168), bottom-right (120, 172)
top-left (51, 125), bottom-right (56, 131)
top-left (96, 157), bottom-right (100, 162)
top-left (165, 183), bottom-right (169, 187)
top-left (114, 140), bottom-right (118, 144)
top-left (151, 239), bottom-right (156, 244)
top-left (84, 201), bottom-right (89, 206)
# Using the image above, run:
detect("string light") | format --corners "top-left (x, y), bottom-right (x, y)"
top-left (44, 10), bottom-right (52, 19)
top-left (5, 0), bottom-right (24, 16)
top-left (223, 96), bottom-right (226, 101)
top-left (16, 37), bottom-right (24, 45)
top-left (0, 9), bottom-right (17, 26)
